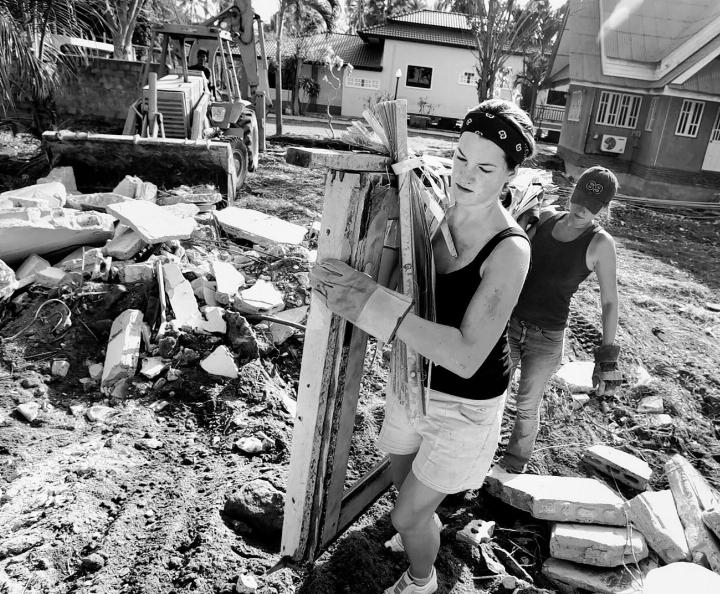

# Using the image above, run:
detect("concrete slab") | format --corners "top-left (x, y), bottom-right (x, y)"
top-left (626, 490), bottom-right (690, 563)
top-left (484, 469), bottom-right (626, 525)
top-left (0, 181), bottom-right (67, 208)
top-left (190, 277), bottom-right (217, 305)
top-left (37, 166), bottom-right (77, 193)
top-left (0, 208), bottom-right (115, 266)
top-left (666, 454), bottom-right (720, 571)
top-left (584, 444), bottom-right (652, 490)
top-left (211, 260), bottom-right (245, 305)
top-left (162, 263), bottom-right (204, 330)
top-left (644, 562), bottom-right (720, 594)
top-left (233, 280), bottom-right (285, 315)
top-left (200, 346), bottom-right (238, 378)
top-left (15, 254), bottom-right (50, 281)
top-left (553, 361), bottom-right (595, 392)
top-left (550, 523), bottom-right (648, 567)
top-left (103, 228), bottom-right (147, 260)
top-left (106, 201), bottom-right (196, 244)
top-left (199, 306), bottom-right (227, 334)
top-left (214, 207), bottom-right (307, 246)
top-left (162, 203), bottom-right (199, 219)
top-left (101, 309), bottom-right (143, 393)
top-left (542, 557), bottom-right (651, 594)
top-left (268, 306), bottom-right (308, 345)
top-left (66, 192), bottom-right (131, 212)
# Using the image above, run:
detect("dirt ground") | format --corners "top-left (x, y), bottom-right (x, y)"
top-left (0, 129), bottom-right (719, 594)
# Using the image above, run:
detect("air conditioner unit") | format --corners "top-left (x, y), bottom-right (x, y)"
top-left (601, 134), bottom-right (627, 154)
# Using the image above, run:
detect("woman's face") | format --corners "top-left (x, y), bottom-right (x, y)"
top-left (568, 200), bottom-right (598, 228)
top-left (451, 132), bottom-right (514, 205)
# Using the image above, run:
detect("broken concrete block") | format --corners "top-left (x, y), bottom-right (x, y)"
top-left (162, 263), bottom-right (204, 330)
top-left (34, 267), bottom-right (69, 288)
top-left (16, 401), bottom-right (39, 423)
top-left (190, 277), bottom-right (217, 305)
top-left (51, 360), bottom-right (70, 378)
top-left (646, 413), bottom-right (673, 428)
top-left (15, 254), bottom-right (51, 282)
top-left (214, 207), bottom-right (307, 246)
top-left (199, 306), bottom-right (227, 334)
top-left (200, 346), bottom-right (238, 378)
top-left (0, 181), bottom-right (66, 208)
top-left (0, 209), bottom-right (115, 266)
top-left (584, 444), bottom-right (652, 491)
top-left (626, 490), bottom-right (690, 563)
top-left (484, 469), bottom-right (626, 525)
top-left (633, 366), bottom-right (654, 388)
top-left (86, 405), bottom-right (115, 423)
top-left (140, 357), bottom-right (166, 379)
top-left (88, 363), bottom-right (104, 381)
top-left (571, 393), bottom-right (590, 410)
top-left (704, 508), bottom-right (720, 540)
top-left (58, 247), bottom-right (110, 282)
top-left (211, 260), bottom-right (245, 305)
top-left (101, 309), bottom-right (143, 393)
top-left (234, 436), bottom-right (266, 455)
top-left (553, 361), bottom-right (595, 392)
top-left (0, 259), bottom-right (18, 300)
top-left (233, 280), bottom-right (285, 315)
top-left (267, 306), bottom-right (308, 345)
top-left (118, 262), bottom-right (155, 284)
top-left (542, 557), bottom-right (651, 594)
top-left (235, 573), bottom-right (259, 593)
top-left (644, 561), bottom-right (720, 594)
top-left (637, 394), bottom-right (663, 414)
top-left (66, 192), bottom-right (131, 212)
top-left (666, 454), bottom-right (720, 571)
top-left (550, 523), bottom-right (648, 567)
top-left (37, 167), bottom-right (77, 193)
top-left (456, 519), bottom-right (495, 546)
top-left (113, 175), bottom-right (157, 202)
top-left (162, 203), bottom-right (199, 219)
top-left (103, 228), bottom-right (147, 260)
top-left (106, 201), bottom-right (196, 244)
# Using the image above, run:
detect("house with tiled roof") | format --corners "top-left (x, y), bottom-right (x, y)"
top-left (547, 0), bottom-right (720, 200)
top-left (267, 10), bottom-right (528, 122)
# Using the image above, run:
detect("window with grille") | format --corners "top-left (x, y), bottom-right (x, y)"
top-left (344, 76), bottom-right (380, 89)
top-left (675, 99), bottom-right (705, 137)
top-left (406, 65), bottom-right (433, 89)
top-left (596, 91), bottom-right (642, 128)
top-left (645, 96), bottom-right (658, 132)
top-left (458, 70), bottom-right (477, 86)
top-left (567, 91), bottom-right (582, 121)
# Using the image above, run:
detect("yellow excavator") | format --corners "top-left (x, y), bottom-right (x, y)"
top-left (42, 0), bottom-right (271, 201)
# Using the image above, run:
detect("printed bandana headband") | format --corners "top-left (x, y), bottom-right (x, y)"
top-left (460, 112), bottom-right (531, 167)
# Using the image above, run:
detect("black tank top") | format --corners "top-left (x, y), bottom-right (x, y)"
top-left (430, 227), bottom-right (529, 400)
top-left (514, 212), bottom-right (600, 330)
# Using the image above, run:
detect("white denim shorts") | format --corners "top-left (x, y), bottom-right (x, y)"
top-left (377, 388), bottom-right (506, 494)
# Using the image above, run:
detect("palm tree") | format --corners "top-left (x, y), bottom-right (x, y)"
top-left (0, 0), bottom-right (96, 118)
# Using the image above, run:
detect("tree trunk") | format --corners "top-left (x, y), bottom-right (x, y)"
top-left (275, 6), bottom-right (285, 136)
top-left (292, 55), bottom-right (303, 116)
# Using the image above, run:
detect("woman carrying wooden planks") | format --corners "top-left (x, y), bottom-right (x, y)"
top-left (310, 99), bottom-right (535, 594)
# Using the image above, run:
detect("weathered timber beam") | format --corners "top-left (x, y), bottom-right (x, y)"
top-left (285, 147), bottom-right (392, 172)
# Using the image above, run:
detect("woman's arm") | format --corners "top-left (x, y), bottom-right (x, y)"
top-left (395, 237), bottom-right (530, 378)
top-left (589, 232), bottom-right (618, 345)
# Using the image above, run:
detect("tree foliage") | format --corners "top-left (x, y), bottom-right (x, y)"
top-left (345, 0), bottom-right (427, 33)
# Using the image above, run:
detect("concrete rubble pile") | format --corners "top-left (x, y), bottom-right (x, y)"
top-left (484, 444), bottom-right (720, 593)
top-left (1, 167), bottom-right (314, 407)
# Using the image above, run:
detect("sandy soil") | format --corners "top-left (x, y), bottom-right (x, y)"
top-left (0, 132), bottom-right (719, 594)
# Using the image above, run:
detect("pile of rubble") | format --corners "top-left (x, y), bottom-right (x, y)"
top-left (0, 166), bottom-right (315, 419)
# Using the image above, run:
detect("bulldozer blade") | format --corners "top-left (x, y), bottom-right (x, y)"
top-left (42, 131), bottom-right (239, 201)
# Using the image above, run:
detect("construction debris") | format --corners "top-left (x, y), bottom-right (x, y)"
top-left (583, 444), bottom-right (652, 490)
top-left (162, 263), bottom-right (205, 330)
top-left (214, 207), bottom-right (307, 246)
top-left (484, 469), bottom-right (626, 525)
top-left (200, 346), bottom-right (239, 378)
top-left (0, 259), bottom-right (18, 300)
top-left (549, 523), bottom-right (648, 567)
top-left (16, 402), bottom-right (40, 423)
top-left (553, 361), bottom-right (595, 392)
top-left (113, 175), bottom-right (158, 202)
top-left (51, 360), bottom-right (70, 378)
top-left (212, 260), bottom-right (245, 305)
top-left (644, 562), bottom-right (720, 594)
top-left (456, 519), bottom-right (495, 546)
top-left (637, 394), bottom-right (664, 413)
top-left (665, 454), bottom-right (720, 571)
top-left (233, 280), bottom-right (285, 315)
top-left (0, 181), bottom-right (66, 208)
top-left (268, 306), bottom-right (308, 345)
top-left (15, 254), bottom-right (51, 284)
top-left (100, 309), bottom-right (143, 393)
top-left (37, 166), bottom-right (77, 192)
top-left (66, 192), bottom-right (131, 212)
top-left (542, 557), bottom-right (652, 594)
top-left (626, 490), bottom-right (691, 563)
top-left (106, 201), bottom-right (196, 244)
top-left (704, 508), bottom-right (720, 540)
top-left (34, 267), bottom-right (69, 288)
top-left (103, 228), bottom-right (147, 260)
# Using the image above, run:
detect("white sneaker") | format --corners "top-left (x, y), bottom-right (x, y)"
top-left (384, 514), bottom-right (443, 553)
top-left (384, 566), bottom-right (438, 594)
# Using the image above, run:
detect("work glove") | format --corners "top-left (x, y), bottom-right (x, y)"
top-left (593, 344), bottom-right (622, 396)
top-left (310, 258), bottom-right (413, 343)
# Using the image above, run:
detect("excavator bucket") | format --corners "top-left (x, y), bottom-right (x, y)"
top-left (42, 131), bottom-right (241, 201)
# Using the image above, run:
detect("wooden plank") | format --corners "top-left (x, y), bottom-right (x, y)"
top-left (285, 147), bottom-right (392, 172)
top-left (281, 171), bottom-right (373, 562)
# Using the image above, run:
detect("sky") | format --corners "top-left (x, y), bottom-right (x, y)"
top-left (252, 0), bottom-right (568, 25)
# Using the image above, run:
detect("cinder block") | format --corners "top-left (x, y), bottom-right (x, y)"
top-left (626, 490), bottom-right (691, 564)
top-left (550, 523), bottom-right (648, 567)
top-left (484, 469), bottom-right (626, 526)
top-left (584, 444), bottom-right (652, 490)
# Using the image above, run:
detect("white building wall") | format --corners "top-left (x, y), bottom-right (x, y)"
top-left (341, 39), bottom-right (525, 119)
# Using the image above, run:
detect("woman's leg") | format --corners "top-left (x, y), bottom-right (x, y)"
top-left (500, 325), bottom-right (564, 472)
top-left (391, 471), bottom-right (446, 580)
top-left (390, 453), bottom-right (417, 490)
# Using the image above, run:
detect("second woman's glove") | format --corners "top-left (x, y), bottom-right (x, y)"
top-left (310, 258), bottom-right (413, 343)
top-left (593, 344), bottom-right (622, 396)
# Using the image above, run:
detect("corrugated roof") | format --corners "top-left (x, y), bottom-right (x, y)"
top-left (390, 10), bottom-right (471, 31)
top-left (263, 33), bottom-right (383, 70)
top-left (675, 57), bottom-right (720, 93)
top-left (601, 0), bottom-right (720, 62)
top-left (359, 21), bottom-right (475, 49)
